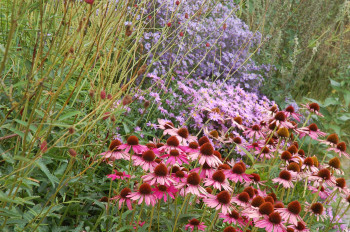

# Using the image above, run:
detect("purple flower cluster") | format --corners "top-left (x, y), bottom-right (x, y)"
top-left (141, 0), bottom-right (270, 90)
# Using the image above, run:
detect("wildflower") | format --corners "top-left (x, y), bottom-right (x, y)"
top-left (152, 184), bottom-right (177, 202)
top-left (327, 141), bottom-right (349, 159)
top-left (185, 219), bottom-right (206, 232)
top-left (128, 183), bottom-right (157, 206)
top-left (223, 226), bottom-right (236, 232)
top-left (111, 187), bottom-right (132, 210)
top-left (132, 150), bottom-right (158, 172)
top-left (99, 139), bottom-right (129, 161)
top-left (258, 147), bottom-right (274, 160)
top-left (301, 157), bottom-right (318, 173)
top-left (255, 212), bottom-right (287, 232)
top-left (118, 136), bottom-right (147, 154)
top-left (304, 202), bottom-right (327, 221)
top-left (225, 162), bottom-right (252, 183)
top-left (243, 124), bottom-right (264, 139)
top-left (228, 116), bottom-right (245, 130)
top-left (204, 190), bottom-right (233, 214)
top-left (318, 133), bottom-right (339, 147)
top-left (270, 111), bottom-right (294, 128)
top-left (284, 105), bottom-right (302, 121)
top-left (198, 142), bottom-right (222, 167)
top-left (106, 170), bottom-right (131, 180)
top-left (142, 163), bottom-right (174, 186)
top-left (272, 170), bottom-right (294, 188)
top-left (308, 185), bottom-right (330, 200)
top-left (302, 102), bottom-right (323, 117)
top-left (157, 118), bottom-right (174, 131)
top-left (219, 209), bottom-right (246, 227)
top-left (159, 136), bottom-right (182, 153)
top-left (276, 200), bottom-right (303, 225)
top-left (173, 170), bottom-right (187, 182)
top-left (181, 141), bottom-right (200, 161)
top-left (290, 222), bottom-right (310, 232)
top-left (162, 149), bottom-right (189, 165)
top-left (309, 168), bottom-right (336, 187)
top-left (295, 123), bottom-right (326, 140)
top-left (334, 177), bottom-right (349, 194)
top-left (204, 170), bottom-right (232, 191)
top-left (176, 172), bottom-right (207, 197)
top-left (232, 192), bottom-right (250, 207)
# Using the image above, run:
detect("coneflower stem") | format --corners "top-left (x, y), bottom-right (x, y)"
top-left (302, 177), bottom-right (308, 198)
top-left (148, 205), bottom-right (155, 232)
top-left (135, 201), bottom-right (145, 231)
top-left (173, 195), bottom-right (189, 232)
top-left (286, 188), bottom-right (291, 201)
top-left (157, 201), bottom-right (161, 231)
top-left (208, 210), bottom-right (219, 231)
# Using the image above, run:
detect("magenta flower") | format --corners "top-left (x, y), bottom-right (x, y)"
top-left (106, 170), bottom-right (130, 180)
top-left (269, 111), bottom-right (294, 128)
top-left (255, 212), bottom-right (287, 232)
top-left (128, 183), bottom-right (157, 206)
top-left (99, 139), bottom-right (129, 161)
top-left (284, 105), bottom-right (302, 122)
top-left (219, 209), bottom-right (247, 227)
top-left (272, 170), bottom-right (294, 188)
top-left (142, 163), bottom-right (174, 186)
top-left (203, 170), bottom-right (232, 191)
top-left (181, 141), bottom-right (200, 161)
top-left (276, 200), bottom-right (303, 225)
top-left (327, 142), bottom-right (349, 159)
top-left (203, 190), bottom-right (233, 214)
top-left (225, 162), bottom-right (252, 183)
top-left (111, 187), bottom-right (132, 210)
top-left (290, 221), bottom-right (310, 232)
top-left (161, 149), bottom-right (189, 165)
top-left (132, 149), bottom-right (158, 172)
top-left (192, 162), bottom-right (215, 179)
top-left (118, 135), bottom-right (147, 154)
top-left (243, 124), bottom-right (264, 139)
top-left (295, 123), bottom-right (326, 140)
top-left (185, 219), bottom-right (206, 232)
top-left (302, 103), bottom-right (324, 117)
top-left (152, 184), bottom-right (177, 202)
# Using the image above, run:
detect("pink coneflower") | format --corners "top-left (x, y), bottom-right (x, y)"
top-left (161, 149), bottom-right (189, 165)
top-left (326, 157), bottom-right (344, 175)
top-left (152, 184), bottom-right (177, 202)
top-left (304, 202), bottom-right (327, 221)
top-left (308, 168), bottom-right (336, 187)
top-left (145, 142), bottom-right (161, 155)
top-left (181, 141), bottom-right (200, 160)
top-left (302, 102), bottom-right (323, 117)
top-left (232, 192), bottom-right (250, 207)
top-left (203, 190), bottom-right (233, 214)
top-left (159, 136), bottom-right (182, 153)
top-left (270, 111), bottom-right (294, 128)
top-left (99, 139), bottom-right (129, 161)
top-left (118, 135), bottom-right (147, 154)
top-left (308, 185), bottom-right (330, 200)
top-left (255, 212), bottom-right (287, 232)
top-left (142, 163), bottom-right (174, 186)
top-left (248, 173), bottom-right (266, 188)
top-left (242, 195), bottom-right (265, 219)
top-left (229, 115), bottom-right (245, 130)
top-left (290, 221), bottom-right (310, 232)
top-left (106, 170), bottom-right (131, 180)
top-left (225, 162), bottom-right (252, 183)
top-left (246, 142), bottom-right (263, 152)
top-left (272, 170), bottom-right (294, 188)
top-left (185, 218), bottom-right (206, 232)
top-left (327, 142), bottom-right (349, 159)
top-left (219, 209), bottom-right (247, 227)
top-left (128, 183), bottom-right (157, 206)
top-left (243, 124), bottom-right (264, 139)
top-left (166, 127), bottom-right (197, 145)
top-left (132, 149), bottom-right (158, 171)
top-left (295, 123), bottom-right (326, 140)
top-left (318, 133), bottom-right (339, 147)
top-left (172, 170), bottom-right (188, 182)
top-left (192, 162), bottom-right (215, 178)
top-left (176, 172), bottom-right (207, 197)
top-left (198, 142), bottom-right (222, 167)
top-left (276, 200), bottom-right (303, 225)
top-left (111, 187), bottom-right (133, 210)
top-left (301, 157), bottom-right (318, 173)
top-left (334, 177), bottom-right (349, 194)
top-left (204, 170), bottom-right (232, 191)
top-left (257, 147), bottom-right (274, 160)
top-left (157, 118), bottom-right (174, 132)
top-left (284, 105), bottom-right (302, 122)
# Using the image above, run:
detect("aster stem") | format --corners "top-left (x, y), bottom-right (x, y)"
top-left (173, 195), bottom-right (189, 232)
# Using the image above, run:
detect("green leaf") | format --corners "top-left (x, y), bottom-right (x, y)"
top-left (14, 119), bottom-right (37, 132)
top-left (34, 160), bottom-right (59, 187)
top-left (58, 110), bottom-right (81, 121)
top-left (122, 122), bottom-right (130, 134)
top-left (237, 144), bottom-right (255, 164)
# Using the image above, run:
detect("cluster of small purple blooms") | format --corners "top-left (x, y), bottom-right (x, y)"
top-left (98, 102), bottom-right (350, 231)
top-left (140, 0), bottom-right (270, 90)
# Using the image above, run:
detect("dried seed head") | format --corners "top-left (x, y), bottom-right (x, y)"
top-left (198, 136), bottom-right (210, 146)
top-left (259, 202), bottom-right (274, 215)
top-left (311, 202), bottom-right (323, 215)
top-left (187, 172), bottom-right (200, 185)
top-left (287, 201), bottom-right (301, 215)
top-left (100, 89), bottom-right (106, 99)
top-left (329, 157), bottom-right (341, 169)
top-left (281, 151), bottom-right (292, 161)
top-left (200, 143), bottom-right (214, 156)
top-left (216, 190), bottom-right (231, 204)
top-left (167, 136), bottom-right (179, 147)
top-left (139, 183), bottom-right (152, 195)
top-left (127, 135), bottom-right (139, 145)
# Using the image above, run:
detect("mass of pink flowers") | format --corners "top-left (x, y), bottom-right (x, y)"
top-left (99, 102), bottom-right (349, 231)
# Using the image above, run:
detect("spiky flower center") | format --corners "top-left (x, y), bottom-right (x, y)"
top-left (175, 170), bottom-right (185, 178)
top-left (309, 103), bottom-right (320, 112)
top-left (336, 178), bottom-right (346, 188)
top-left (167, 136), bottom-right (180, 147)
top-left (127, 136), bottom-right (139, 145)
top-left (308, 123), bottom-right (318, 131)
top-left (209, 130), bottom-right (219, 138)
top-left (259, 202), bottom-right (274, 215)
top-left (198, 136), bottom-right (210, 146)
top-left (232, 164), bottom-right (244, 174)
top-left (329, 157), bottom-right (341, 169)
top-left (187, 172), bottom-right (200, 185)
top-left (281, 151), bottom-right (292, 160)
top-left (229, 210), bottom-right (240, 219)
top-left (287, 163), bottom-right (300, 172)
top-left (296, 222), bottom-right (306, 230)
top-left (237, 192), bottom-right (250, 203)
top-left (158, 185), bottom-right (167, 192)
top-left (120, 188), bottom-right (131, 198)
top-left (326, 133), bottom-right (339, 144)
top-left (200, 142), bottom-right (214, 156)
top-left (275, 111), bottom-right (286, 121)
top-left (177, 128), bottom-right (189, 138)
top-left (252, 125), bottom-right (260, 131)
top-left (139, 183), bottom-right (152, 195)
top-left (304, 157), bottom-right (314, 166)
top-left (189, 142), bottom-right (199, 149)
top-left (109, 139), bottom-right (122, 151)
top-left (279, 170), bottom-right (291, 181)
top-left (164, 122), bottom-right (174, 129)
top-left (317, 169), bottom-right (331, 180)
top-left (287, 201), bottom-right (301, 215)
top-left (234, 116), bottom-right (243, 125)
top-left (189, 218), bottom-right (200, 226)
top-left (170, 149), bottom-right (180, 157)
top-left (250, 173), bottom-right (261, 182)
top-left (154, 163), bottom-right (168, 176)
top-left (337, 142), bottom-right (346, 152)
top-left (287, 145), bottom-right (298, 154)
top-left (233, 137), bottom-right (242, 144)
top-left (285, 105), bottom-right (295, 113)
top-left (212, 170), bottom-right (225, 183)
top-left (269, 212), bottom-right (282, 224)
top-left (252, 196), bottom-right (265, 207)
top-left (142, 150), bottom-right (156, 161)
top-left (243, 187), bottom-right (255, 198)
top-left (217, 190), bottom-right (231, 204)
top-left (311, 202), bottom-right (323, 215)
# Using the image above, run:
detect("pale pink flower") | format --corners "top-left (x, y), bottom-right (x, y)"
top-left (272, 170), bottom-right (294, 188)
top-left (284, 105), bottom-right (302, 122)
top-left (255, 212), bottom-right (287, 232)
top-left (301, 103), bottom-right (324, 117)
top-left (203, 190), bottom-right (234, 214)
top-left (243, 124), bottom-right (264, 139)
top-left (99, 139), bottom-right (129, 161)
top-left (225, 162), bottom-right (252, 183)
top-left (185, 219), bottom-right (206, 232)
top-left (106, 170), bottom-right (130, 180)
top-left (197, 142), bottom-right (222, 168)
top-left (327, 142), bottom-right (349, 159)
top-left (166, 127), bottom-right (197, 145)
top-left (295, 123), bottom-right (326, 140)
top-left (132, 149), bottom-right (158, 172)
top-left (175, 172), bottom-right (207, 197)
top-left (219, 209), bottom-right (247, 227)
top-left (203, 170), bottom-right (232, 191)
top-left (118, 135), bottom-right (147, 154)
top-left (142, 163), bottom-right (174, 186)
top-left (276, 200), bottom-right (303, 225)
top-left (161, 149), bottom-right (189, 165)
top-left (128, 183), bottom-right (157, 206)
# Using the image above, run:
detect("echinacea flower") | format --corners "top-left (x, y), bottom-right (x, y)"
top-left (203, 190), bottom-right (234, 214)
top-left (176, 172), bottom-right (207, 197)
top-left (272, 170), bottom-right (294, 188)
top-left (142, 163), bottom-right (174, 185)
top-left (302, 102), bottom-right (323, 117)
top-left (128, 183), bottom-right (157, 206)
top-left (192, 162), bottom-right (215, 178)
top-left (166, 127), bottom-right (197, 145)
top-left (327, 142), bottom-right (349, 159)
top-left (255, 212), bottom-right (287, 232)
top-left (270, 111), bottom-right (294, 128)
top-left (99, 139), bottom-right (129, 161)
top-left (276, 200), bottom-right (303, 225)
top-left (181, 141), bottom-right (200, 160)
top-left (301, 157), bottom-right (318, 173)
top-left (334, 177), bottom-right (349, 194)
top-left (243, 124), bottom-right (264, 139)
top-left (290, 221), bottom-right (310, 232)
top-left (308, 168), bottom-right (336, 187)
top-left (219, 209), bottom-right (247, 227)
top-left (232, 192), bottom-right (250, 207)
top-left (161, 149), bottom-right (189, 165)
top-left (118, 135), bottom-right (147, 154)
top-left (308, 185), bottom-right (330, 200)
top-left (204, 170), bottom-right (232, 191)
top-left (304, 202), bottom-right (327, 221)
top-left (326, 157), bottom-right (343, 175)
top-left (106, 170), bottom-right (131, 180)
top-left (284, 105), bottom-right (302, 122)
top-left (111, 187), bottom-right (133, 210)
top-left (295, 123), bottom-right (326, 140)
top-left (185, 218), bottom-right (206, 232)
top-left (132, 149), bottom-right (158, 171)
top-left (228, 115), bottom-right (245, 130)
top-left (225, 162), bottom-right (252, 183)
top-left (197, 142), bottom-right (222, 167)
top-left (318, 133), bottom-right (339, 147)
top-left (157, 118), bottom-right (174, 131)
top-left (159, 136), bottom-right (182, 153)
top-left (152, 184), bottom-right (177, 202)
